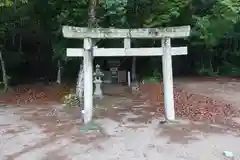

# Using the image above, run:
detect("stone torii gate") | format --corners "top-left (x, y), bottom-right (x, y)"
top-left (62, 26), bottom-right (191, 124)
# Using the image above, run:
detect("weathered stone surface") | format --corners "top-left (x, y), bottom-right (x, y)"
top-left (62, 25), bottom-right (190, 39)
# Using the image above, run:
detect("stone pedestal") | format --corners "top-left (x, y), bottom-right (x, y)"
top-left (93, 64), bottom-right (104, 98)
top-left (94, 79), bottom-right (103, 98)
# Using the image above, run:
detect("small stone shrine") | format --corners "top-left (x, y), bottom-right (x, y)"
top-left (108, 59), bottom-right (120, 84)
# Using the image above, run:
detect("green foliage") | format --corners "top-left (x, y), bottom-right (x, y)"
top-left (198, 67), bottom-right (219, 76)
top-left (1, 0), bottom-right (240, 83)
top-left (103, 0), bottom-right (127, 14)
top-left (220, 62), bottom-right (240, 76)
top-left (144, 0), bottom-right (190, 27)
top-left (143, 77), bottom-right (160, 83)
top-left (143, 69), bottom-right (162, 83)
top-left (62, 93), bottom-right (80, 108)
top-left (0, 82), bottom-right (4, 91)
top-left (193, 0), bottom-right (240, 48)
top-left (101, 0), bottom-right (128, 26)
top-left (153, 69), bottom-right (162, 79)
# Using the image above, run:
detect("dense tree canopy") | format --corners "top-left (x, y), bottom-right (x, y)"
top-left (0, 0), bottom-right (240, 88)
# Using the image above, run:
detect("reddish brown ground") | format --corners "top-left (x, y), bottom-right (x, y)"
top-left (0, 83), bottom-right (71, 105)
top-left (1, 77), bottom-right (240, 135)
top-left (2, 78), bottom-right (240, 159)
top-left (139, 78), bottom-right (240, 129)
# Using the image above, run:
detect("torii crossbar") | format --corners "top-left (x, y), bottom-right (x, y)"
top-left (62, 25), bottom-right (191, 124)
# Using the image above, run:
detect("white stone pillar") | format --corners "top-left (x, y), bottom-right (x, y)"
top-left (161, 37), bottom-right (175, 121)
top-left (83, 38), bottom-right (93, 123)
top-left (127, 71), bottom-right (131, 87)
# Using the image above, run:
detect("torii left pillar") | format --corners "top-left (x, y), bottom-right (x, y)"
top-left (83, 38), bottom-right (93, 123)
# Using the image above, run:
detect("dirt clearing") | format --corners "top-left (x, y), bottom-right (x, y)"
top-left (1, 78), bottom-right (240, 159)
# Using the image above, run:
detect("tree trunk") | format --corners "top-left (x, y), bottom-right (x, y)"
top-left (76, 0), bottom-right (97, 98)
top-left (0, 51), bottom-right (8, 92)
top-left (131, 57), bottom-right (136, 81)
top-left (77, 0), bottom-right (98, 122)
top-left (88, 0), bottom-right (97, 28)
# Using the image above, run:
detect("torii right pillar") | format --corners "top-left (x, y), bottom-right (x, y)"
top-left (162, 37), bottom-right (175, 121)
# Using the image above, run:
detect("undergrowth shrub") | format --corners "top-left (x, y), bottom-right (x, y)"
top-left (62, 93), bottom-right (80, 108)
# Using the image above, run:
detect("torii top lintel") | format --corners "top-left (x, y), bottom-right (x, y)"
top-left (62, 25), bottom-right (190, 39)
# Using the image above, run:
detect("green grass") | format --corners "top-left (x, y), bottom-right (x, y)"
top-left (143, 77), bottom-right (161, 83)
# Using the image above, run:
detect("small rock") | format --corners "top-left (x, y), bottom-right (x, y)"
top-left (223, 151), bottom-right (234, 157)
top-left (150, 112), bottom-right (155, 115)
